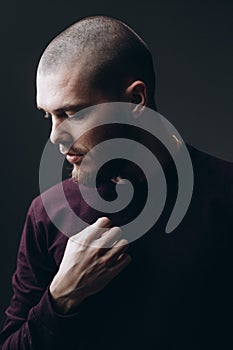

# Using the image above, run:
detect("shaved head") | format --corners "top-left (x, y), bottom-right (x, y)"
top-left (38, 16), bottom-right (156, 106)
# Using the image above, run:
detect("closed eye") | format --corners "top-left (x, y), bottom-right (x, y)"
top-left (68, 109), bottom-right (88, 121)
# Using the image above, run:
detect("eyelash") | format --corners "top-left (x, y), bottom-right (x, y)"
top-left (67, 110), bottom-right (88, 120)
top-left (43, 110), bottom-right (87, 121)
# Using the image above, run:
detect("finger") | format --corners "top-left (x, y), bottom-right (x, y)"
top-left (94, 226), bottom-right (122, 249)
top-left (103, 239), bottom-right (129, 266)
top-left (107, 253), bottom-right (132, 277)
top-left (92, 217), bottom-right (111, 228)
top-left (73, 217), bottom-right (111, 245)
top-left (94, 238), bottom-right (128, 258)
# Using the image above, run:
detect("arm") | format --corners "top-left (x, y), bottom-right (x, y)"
top-left (0, 203), bottom-right (131, 349)
top-left (0, 201), bottom-right (84, 350)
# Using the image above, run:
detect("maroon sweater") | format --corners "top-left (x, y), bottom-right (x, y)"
top-left (1, 145), bottom-right (233, 350)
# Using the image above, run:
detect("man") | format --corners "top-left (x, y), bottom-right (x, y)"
top-left (1, 15), bottom-right (233, 350)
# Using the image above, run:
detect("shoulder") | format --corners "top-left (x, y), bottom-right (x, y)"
top-left (187, 143), bottom-right (233, 173)
top-left (187, 143), bottom-right (233, 208)
top-left (187, 143), bottom-right (233, 182)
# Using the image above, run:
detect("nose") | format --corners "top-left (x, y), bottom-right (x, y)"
top-left (50, 116), bottom-right (73, 145)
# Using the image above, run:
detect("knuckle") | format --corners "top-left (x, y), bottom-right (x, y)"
top-left (77, 238), bottom-right (90, 247)
top-left (118, 238), bottom-right (129, 246)
top-left (89, 246), bottom-right (101, 258)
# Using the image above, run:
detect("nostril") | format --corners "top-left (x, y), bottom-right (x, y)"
top-left (50, 129), bottom-right (73, 147)
top-left (49, 117), bottom-right (73, 145)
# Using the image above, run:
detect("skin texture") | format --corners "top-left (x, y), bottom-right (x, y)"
top-left (49, 217), bottom-right (131, 314)
top-left (36, 65), bottom-right (147, 314)
top-left (36, 65), bottom-right (147, 185)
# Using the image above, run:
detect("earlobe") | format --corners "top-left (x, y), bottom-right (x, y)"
top-left (130, 103), bottom-right (146, 118)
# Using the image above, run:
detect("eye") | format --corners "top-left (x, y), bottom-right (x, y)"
top-left (68, 109), bottom-right (88, 122)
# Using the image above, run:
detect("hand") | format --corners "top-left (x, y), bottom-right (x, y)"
top-left (49, 217), bottom-right (131, 314)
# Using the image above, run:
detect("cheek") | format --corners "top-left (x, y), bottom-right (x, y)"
top-left (70, 132), bottom-right (96, 154)
top-left (73, 128), bottom-right (107, 147)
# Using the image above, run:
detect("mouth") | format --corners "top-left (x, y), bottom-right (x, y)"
top-left (66, 152), bottom-right (85, 164)
top-left (59, 145), bottom-right (86, 164)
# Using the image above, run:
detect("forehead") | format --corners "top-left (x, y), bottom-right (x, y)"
top-left (36, 67), bottom-right (92, 111)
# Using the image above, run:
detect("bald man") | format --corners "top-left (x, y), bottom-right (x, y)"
top-left (1, 16), bottom-right (233, 350)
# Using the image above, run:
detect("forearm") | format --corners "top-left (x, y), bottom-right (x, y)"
top-left (0, 288), bottom-right (83, 350)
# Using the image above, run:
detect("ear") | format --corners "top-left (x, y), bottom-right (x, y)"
top-left (125, 80), bottom-right (147, 116)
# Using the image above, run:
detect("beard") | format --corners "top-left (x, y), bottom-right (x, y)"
top-left (72, 166), bottom-right (97, 187)
top-left (71, 158), bottom-right (129, 187)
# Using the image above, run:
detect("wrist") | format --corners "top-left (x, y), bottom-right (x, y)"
top-left (49, 287), bottom-right (85, 314)
top-left (49, 278), bottom-right (86, 314)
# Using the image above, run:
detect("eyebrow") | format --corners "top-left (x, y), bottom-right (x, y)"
top-left (36, 104), bottom-right (89, 114)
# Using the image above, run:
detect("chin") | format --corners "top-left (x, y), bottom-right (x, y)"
top-left (71, 166), bottom-right (98, 187)
top-left (71, 164), bottom-right (116, 187)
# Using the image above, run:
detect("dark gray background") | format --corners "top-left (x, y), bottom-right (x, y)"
top-left (0, 0), bottom-right (232, 327)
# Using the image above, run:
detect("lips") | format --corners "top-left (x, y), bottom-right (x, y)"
top-left (66, 152), bottom-right (84, 164)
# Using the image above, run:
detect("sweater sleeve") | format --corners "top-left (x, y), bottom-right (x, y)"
top-left (0, 200), bottom-right (85, 350)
